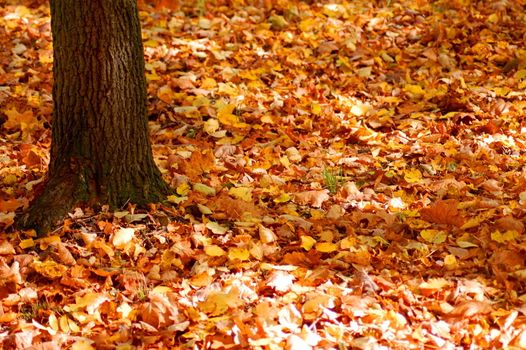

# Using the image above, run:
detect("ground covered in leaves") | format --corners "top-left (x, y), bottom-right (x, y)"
top-left (1, 0), bottom-right (526, 348)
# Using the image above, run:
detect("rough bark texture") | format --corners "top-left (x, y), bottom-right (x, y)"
top-left (19, 0), bottom-right (170, 233)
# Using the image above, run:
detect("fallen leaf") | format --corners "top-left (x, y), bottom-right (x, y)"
top-left (420, 199), bottom-right (465, 227)
top-left (293, 190), bottom-right (330, 208)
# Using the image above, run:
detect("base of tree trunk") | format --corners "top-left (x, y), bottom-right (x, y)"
top-left (17, 168), bottom-right (170, 235)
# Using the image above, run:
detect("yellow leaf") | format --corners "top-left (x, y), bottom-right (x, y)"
top-left (206, 222), bottom-right (228, 234)
top-left (143, 39), bottom-right (158, 47)
top-left (203, 118), bottom-right (220, 135)
top-left (322, 3), bottom-right (346, 18)
top-left (59, 315), bottom-right (70, 332)
top-left (176, 182), bottom-right (190, 196)
top-left (350, 104), bottom-right (371, 116)
top-left (190, 272), bottom-right (214, 287)
top-left (487, 13), bottom-right (499, 23)
top-left (3, 108), bottom-right (38, 131)
top-left (228, 247), bottom-right (250, 261)
top-left (456, 239), bottom-right (478, 248)
top-left (404, 84), bottom-right (425, 96)
top-left (491, 230), bottom-right (519, 243)
top-left (217, 83), bottom-right (239, 96)
top-left (71, 341), bottom-right (95, 350)
top-left (228, 187), bottom-right (253, 201)
top-left (315, 242), bottom-right (338, 253)
top-left (205, 245), bottom-right (226, 257)
top-left (461, 217), bottom-right (484, 230)
top-left (420, 229), bottom-right (447, 244)
top-left (145, 69), bottom-right (160, 81)
top-left (444, 254), bottom-right (458, 270)
top-left (381, 52), bottom-right (394, 63)
top-left (311, 103), bottom-right (322, 115)
top-left (166, 194), bottom-right (187, 204)
top-left (494, 87), bottom-right (510, 97)
top-left (261, 115), bottom-right (275, 124)
top-left (217, 104), bottom-right (249, 128)
top-left (515, 69), bottom-right (526, 80)
top-left (39, 50), bottom-right (53, 64)
top-left (404, 168), bottom-right (422, 183)
top-left (217, 103), bottom-right (235, 117)
top-left (274, 193), bottom-right (291, 203)
top-left (419, 278), bottom-right (451, 295)
top-left (48, 313), bottom-right (59, 331)
top-left (279, 156), bottom-right (290, 168)
top-left (338, 55), bottom-right (353, 69)
top-left (239, 68), bottom-right (263, 80)
top-left (340, 236), bottom-right (356, 249)
top-left (310, 209), bottom-right (325, 220)
top-left (201, 77), bottom-right (217, 89)
top-left (460, 210), bottom-right (494, 230)
top-left (193, 183), bottom-right (216, 196)
top-left (303, 294), bottom-right (332, 317)
top-left (151, 286), bottom-right (172, 294)
top-left (197, 204), bottom-right (212, 215)
top-left (357, 67), bottom-right (372, 78)
top-left (269, 15), bottom-right (288, 30)
top-left (199, 292), bottom-right (229, 316)
top-left (32, 260), bottom-right (68, 279)
top-left (301, 236), bottom-right (316, 251)
top-left (299, 18), bottom-right (316, 32)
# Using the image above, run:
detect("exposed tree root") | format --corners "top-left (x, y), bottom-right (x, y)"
top-left (16, 174), bottom-right (80, 235)
top-left (17, 169), bottom-right (171, 236)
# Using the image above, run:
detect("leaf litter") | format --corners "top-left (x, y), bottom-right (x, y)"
top-left (2, 0), bottom-right (526, 348)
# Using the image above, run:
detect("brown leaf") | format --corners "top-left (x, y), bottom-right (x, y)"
top-left (293, 190), bottom-right (330, 208)
top-left (489, 249), bottom-right (524, 273)
top-left (174, 150), bottom-right (216, 180)
top-left (495, 216), bottom-right (524, 234)
top-left (420, 199), bottom-right (465, 227)
top-left (208, 193), bottom-right (262, 220)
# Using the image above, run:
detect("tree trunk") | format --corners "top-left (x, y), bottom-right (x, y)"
top-left (19, 0), bottom-right (170, 233)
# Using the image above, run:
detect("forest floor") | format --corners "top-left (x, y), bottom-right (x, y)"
top-left (1, 0), bottom-right (526, 348)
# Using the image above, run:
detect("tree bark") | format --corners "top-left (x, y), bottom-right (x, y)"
top-left (19, 0), bottom-right (170, 233)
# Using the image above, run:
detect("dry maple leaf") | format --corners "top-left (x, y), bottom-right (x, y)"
top-left (420, 199), bottom-right (465, 227)
top-left (293, 190), bottom-right (330, 208)
top-left (494, 216), bottom-right (524, 234)
top-left (208, 193), bottom-right (263, 220)
top-left (489, 249), bottom-right (524, 274)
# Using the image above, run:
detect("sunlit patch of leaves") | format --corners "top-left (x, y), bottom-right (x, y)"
top-left (3, 0), bottom-right (526, 348)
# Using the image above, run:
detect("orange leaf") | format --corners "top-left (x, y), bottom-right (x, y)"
top-left (0, 199), bottom-right (23, 212)
top-left (3, 108), bottom-right (37, 131)
top-left (420, 199), bottom-right (465, 227)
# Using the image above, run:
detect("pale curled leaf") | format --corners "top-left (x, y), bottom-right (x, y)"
top-left (293, 190), bottom-right (330, 208)
top-left (112, 228), bottom-right (135, 249)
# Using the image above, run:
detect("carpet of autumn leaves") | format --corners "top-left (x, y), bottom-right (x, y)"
top-left (2, 0), bottom-right (526, 348)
